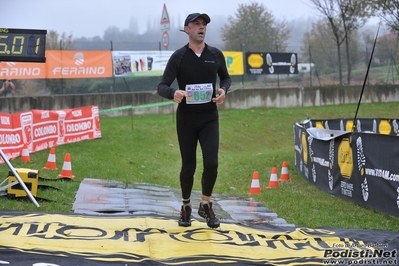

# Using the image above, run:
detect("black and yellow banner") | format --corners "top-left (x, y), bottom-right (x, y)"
top-left (245, 52), bottom-right (298, 75)
top-left (294, 118), bottom-right (399, 218)
top-left (0, 211), bottom-right (398, 265)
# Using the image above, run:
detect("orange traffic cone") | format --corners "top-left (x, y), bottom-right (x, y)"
top-left (266, 167), bottom-right (279, 188)
top-left (43, 147), bottom-right (57, 170)
top-left (279, 161), bottom-right (291, 181)
top-left (58, 153), bottom-right (75, 179)
top-left (21, 144), bottom-right (30, 162)
top-left (249, 171), bottom-right (261, 194)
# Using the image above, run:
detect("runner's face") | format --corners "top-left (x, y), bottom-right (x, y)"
top-left (186, 18), bottom-right (207, 43)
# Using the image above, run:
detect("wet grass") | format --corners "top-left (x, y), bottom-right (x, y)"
top-left (0, 102), bottom-right (398, 231)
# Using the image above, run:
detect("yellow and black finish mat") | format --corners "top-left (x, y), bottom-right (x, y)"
top-left (0, 211), bottom-right (398, 265)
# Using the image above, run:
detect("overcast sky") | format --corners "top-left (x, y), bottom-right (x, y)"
top-left (2, 0), bottom-right (318, 38)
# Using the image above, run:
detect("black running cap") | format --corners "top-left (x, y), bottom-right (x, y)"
top-left (184, 13), bottom-right (211, 26)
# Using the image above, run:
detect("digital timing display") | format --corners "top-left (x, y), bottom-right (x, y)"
top-left (0, 28), bottom-right (47, 63)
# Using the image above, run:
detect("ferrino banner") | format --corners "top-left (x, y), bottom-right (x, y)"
top-left (0, 50), bottom-right (244, 79)
top-left (46, 51), bottom-right (113, 78)
top-left (0, 106), bottom-right (101, 162)
top-left (0, 51), bottom-right (113, 79)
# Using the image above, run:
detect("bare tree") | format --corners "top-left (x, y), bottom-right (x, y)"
top-left (337, 0), bottom-right (370, 85)
top-left (309, 0), bottom-right (370, 85)
top-left (309, 0), bottom-right (346, 85)
top-left (46, 30), bottom-right (75, 50)
top-left (302, 20), bottom-right (339, 75)
top-left (369, 0), bottom-right (399, 32)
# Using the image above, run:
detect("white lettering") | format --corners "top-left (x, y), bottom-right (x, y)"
top-left (365, 168), bottom-right (399, 182)
top-left (35, 142), bottom-right (48, 151)
top-left (52, 67), bottom-right (105, 76)
top-left (0, 67), bottom-right (41, 77)
top-left (41, 111), bottom-right (50, 119)
top-left (72, 110), bottom-right (82, 117)
top-left (66, 122), bottom-right (92, 132)
top-left (340, 181), bottom-right (353, 197)
top-left (312, 157), bottom-right (329, 167)
top-left (34, 125), bottom-right (57, 137)
top-left (1, 116), bottom-right (10, 125)
top-left (0, 133), bottom-right (21, 144)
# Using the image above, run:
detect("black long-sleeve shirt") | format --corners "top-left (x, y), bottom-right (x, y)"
top-left (157, 43), bottom-right (231, 112)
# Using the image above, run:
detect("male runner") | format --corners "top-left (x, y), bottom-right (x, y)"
top-left (157, 13), bottom-right (231, 228)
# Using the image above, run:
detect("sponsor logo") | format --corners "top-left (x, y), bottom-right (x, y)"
top-left (247, 53), bottom-right (263, 68)
top-left (52, 52), bottom-right (106, 76)
top-left (364, 168), bottom-right (399, 182)
top-left (338, 137), bottom-right (353, 179)
top-left (379, 119), bottom-right (392, 135)
top-left (34, 125), bottom-right (57, 137)
top-left (0, 61), bottom-right (42, 77)
top-left (301, 132), bottom-right (308, 164)
top-left (67, 121), bottom-right (92, 133)
top-left (356, 137), bottom-right (366, 176)
top-left (313, 157), bottom-right (329, 167)
top-left (345, 120), bottom-right (354, 132)
top-left (0, 133), bottom-right (20, 144)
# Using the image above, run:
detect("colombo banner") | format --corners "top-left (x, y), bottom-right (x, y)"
top-left (294, 118), bottom-right (399, 218)
top-left (0, 106), bottom-right (101, 162)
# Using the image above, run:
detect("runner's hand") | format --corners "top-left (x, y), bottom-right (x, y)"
top-left (174, 90), bottom-right (187, 103)
top-left (212, 88), bottom-right (225, 105)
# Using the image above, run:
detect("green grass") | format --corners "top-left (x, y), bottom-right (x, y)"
top-left (1, 102), bottom-right (399, 231)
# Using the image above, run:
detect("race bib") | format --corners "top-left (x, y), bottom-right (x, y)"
top-left (185, 83), bottom-right (213, 104)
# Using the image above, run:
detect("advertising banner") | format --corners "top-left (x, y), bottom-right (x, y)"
top-left (112, 51), bottom-right (173, 77)
top-left (246, 52), bottom-right (298, 75)
top-left (223, 51), bottom-right (244, 76)
top-left (2, 50), bottom-right (244, 80)
top-left (0, 106), bottom-right (101, 162)
top-left (112, 51), bottom-right (244, 77)
top-left (46, 51), bottom-right (113, 79)
top-left (294, 119), bottom-right (399, 218)
top-left (0, 61), bottom-right (47, 79)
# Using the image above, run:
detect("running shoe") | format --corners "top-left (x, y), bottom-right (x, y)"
top-left (178, 205), bottom-right (192, 227)
top-left (198, 202), bottom-right (220, 228)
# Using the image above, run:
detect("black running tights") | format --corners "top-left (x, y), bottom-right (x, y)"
top-left (176, 108), bottom-right (219, 200)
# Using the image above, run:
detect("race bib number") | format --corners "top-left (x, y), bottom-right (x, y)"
top-left (185, 83), bottom-right (213, 104)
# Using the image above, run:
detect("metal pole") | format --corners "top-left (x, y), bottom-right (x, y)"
top-left (352, 24), bottom-right (380, 132)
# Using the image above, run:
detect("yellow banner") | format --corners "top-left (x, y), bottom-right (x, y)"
top-left (223, 51), bottom-right (244, 76)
